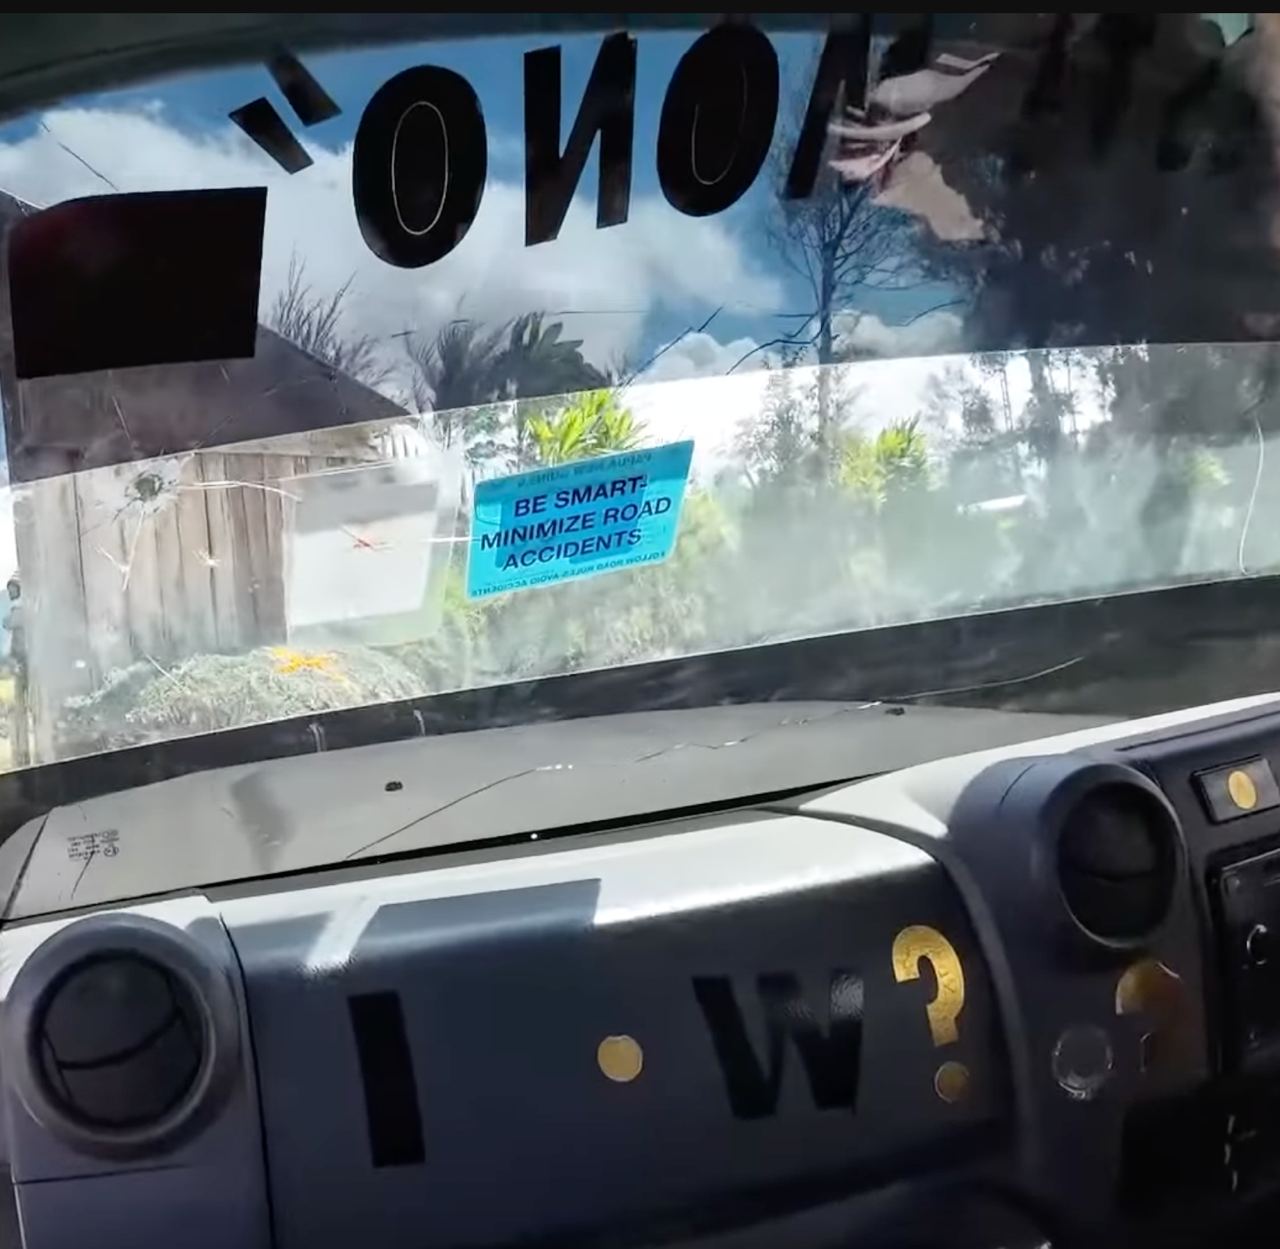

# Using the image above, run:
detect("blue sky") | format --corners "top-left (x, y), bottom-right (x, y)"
top-left (0, 28), bottom-right (959, 390)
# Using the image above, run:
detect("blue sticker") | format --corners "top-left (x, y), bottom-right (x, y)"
top-left (467, 441), bottom-right (694, 599)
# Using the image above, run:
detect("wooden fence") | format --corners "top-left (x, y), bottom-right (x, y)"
top-left (15, 422), bottom-right (413, 763)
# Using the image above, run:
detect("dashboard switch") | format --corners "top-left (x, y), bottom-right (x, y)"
top-left (1196, 758), bottom-right (1280, 822)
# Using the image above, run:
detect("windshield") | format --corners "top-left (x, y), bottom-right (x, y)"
top-left (0, 14), bottom-right (1275, 776)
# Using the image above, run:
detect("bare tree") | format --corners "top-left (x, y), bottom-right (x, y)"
top-left (764, 30), bottom-right (989, 454)
top-left (766, 91), bottom-right (943, 466)
top-left (770, 184), bottom-right (922, 440)
top-left (268, 255), bottom-right (391, 390)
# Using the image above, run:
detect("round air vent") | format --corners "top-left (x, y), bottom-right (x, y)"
top-left (1056, 782), bottom-right (1179, 945)
top-left (36, 953), bottom-right (204, 1131)
top-left (3, 914), bottom-right (239, 1157)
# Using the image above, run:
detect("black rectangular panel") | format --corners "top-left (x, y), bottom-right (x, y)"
top-left (1214, 848), bottom-right (1280, 1070)
top-left (347, 991), bottom-right (425, 1168)
top-left (1196, 758), bottom-right (1280, 824)
top-left (8, 188), bottom-right (265, 379)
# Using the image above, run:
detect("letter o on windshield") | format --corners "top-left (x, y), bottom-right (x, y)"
top-left (353, 66), bottom-right (488, 268)
top-left (657, 25), bottom-right (778, 217)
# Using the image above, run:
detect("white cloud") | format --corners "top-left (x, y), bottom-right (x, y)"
top-left (636, 330), bottom-right (762, 385)
top-left (626, 369), bottom-right (770, 480)
top-left (0, 106), bottom-right (784, 383)
top-left (834, 308), bottom-right (965, 359)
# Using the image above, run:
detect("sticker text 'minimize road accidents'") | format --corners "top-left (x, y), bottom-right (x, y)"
top-left (466, 441), bottom-right (694, 598)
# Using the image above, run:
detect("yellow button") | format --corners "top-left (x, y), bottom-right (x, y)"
top-left (1228, 769), bottom-right (1259, 811)
top-left (597, 1035), bottom-right (643, 1083)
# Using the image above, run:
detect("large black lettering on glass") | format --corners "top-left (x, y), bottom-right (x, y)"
top-left (525, 32), bottom-right (636, 245)
top-left (693, 971), bottom-right (864, 1119)
top-left (353, 65), bottom-right (487, 269)
top-left (657, 25), bottom-right (779, 218)
top-left (785, 23), bottom-right (872, 200)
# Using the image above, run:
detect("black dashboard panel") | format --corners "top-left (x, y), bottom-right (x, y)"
top-left (9, 695), bottom-right (1280, 1247)
top-left (787, 698), bottom-right (1280, 1246)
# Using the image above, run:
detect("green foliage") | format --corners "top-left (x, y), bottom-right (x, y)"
top-left (838, 419), bottom-right (930, 508)
top-left (876, 420), bottom-right (931, 493)
top-left (1182, 447), bottom-right (1231, 494)
top-left (672, 490), bottom-right (734, 564)
top-left (837, 435), bottom-right (883, 502)
top-left (737, 369), bottom-right (820, 485)
top-left (525, 390), bottom-right (644, 466)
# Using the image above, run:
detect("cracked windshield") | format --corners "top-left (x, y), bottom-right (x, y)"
top-left (0, 14), bottom-right (1274, 771)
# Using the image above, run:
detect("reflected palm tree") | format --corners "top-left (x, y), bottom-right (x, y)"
top-left (405, 311), bottom-right (606, 457)
top-left (503, 313), bottom-right (606, 399)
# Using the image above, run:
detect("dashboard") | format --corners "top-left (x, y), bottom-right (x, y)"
top-left (3, 695), bottom-right (1280, 1247)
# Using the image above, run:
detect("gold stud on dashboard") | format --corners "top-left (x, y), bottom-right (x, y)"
top-left (1228, 769), bottom-right (1259, 811)
top-left (933, 1060), bottom-right (970, 1103)
top-left (597, 1034), bottom-right (644, 1083)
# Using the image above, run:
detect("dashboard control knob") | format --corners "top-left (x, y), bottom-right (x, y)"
top-left (1052, 1024), bottom-right (1114, 1101)
top-left (1246, 922), bottom-right (1274, 967)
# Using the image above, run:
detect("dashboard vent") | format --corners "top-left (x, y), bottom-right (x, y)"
top-left (36, 952), bottom-right (204, 1131)
top-left (3, 914), bottom-right (240, 1157)
top-left (1057, 783), bottom-right (1179, 946)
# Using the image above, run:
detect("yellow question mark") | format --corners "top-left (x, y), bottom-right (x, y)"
top-left (892, 925), bottom-right (966, 1047)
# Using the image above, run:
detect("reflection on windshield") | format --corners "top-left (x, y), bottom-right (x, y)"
top-left (2, 341), bottom-right (1275, 767)
top-left (0, 15), bottom-right (1275, 770)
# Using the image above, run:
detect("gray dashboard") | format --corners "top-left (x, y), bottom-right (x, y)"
top-left (1, 693), bottom-right (1280, 1247)
top-left (0, 701), bottom-right (1102, 922)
